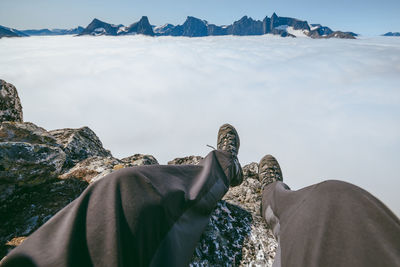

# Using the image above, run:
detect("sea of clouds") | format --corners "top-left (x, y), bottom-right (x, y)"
top-left (1, 35), bottom-right (399, 215)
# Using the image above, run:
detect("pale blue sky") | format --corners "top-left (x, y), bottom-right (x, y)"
top-left (0, 0), bottom-right (399, 35)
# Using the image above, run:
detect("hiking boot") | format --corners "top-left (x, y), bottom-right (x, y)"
top-left (258, 154), bottom-right (283, 190)
top-left (217, 123), bottom-right (243, 187)
top-left (217, 123), bottom-right (240, 156)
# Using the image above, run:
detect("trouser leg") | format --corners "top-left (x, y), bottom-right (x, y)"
top-left (1, 150), bottom-right (236, 267)
top-left (261, 180), bottom-right (400, 267)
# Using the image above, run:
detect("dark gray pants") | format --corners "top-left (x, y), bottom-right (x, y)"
top-left (261, 180), bottom-right (400, 267)
top-left (1, 150), bottom-right (236, 267)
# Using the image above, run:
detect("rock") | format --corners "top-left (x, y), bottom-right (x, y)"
top-left (171, 159), bottom-right (277, 266)
top-left (59, 156), bottom-right (121, 183)
top-left (0, 80), bottom-right (23, 123)
top-left (120, 154), bottom-right (159, 166)
top-left (0, 142), bottom-right (66, 185)
top-left (0, 122), bottom-right (58, 145)
top-left (0, 178), bottom-right (88, 258)
top-left (242, 162), bottom-right (259, 179)
top-left (126, 16), bottom-right (155, 36)
top-left (59, 154), bottom-right (159, 183)
top-left (168, 155), bottom-right (204, 165)
top-left (49, 126), bottom-right (112, 169)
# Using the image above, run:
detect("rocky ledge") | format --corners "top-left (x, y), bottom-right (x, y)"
top-left (0, 80), bottom-right (277, 266)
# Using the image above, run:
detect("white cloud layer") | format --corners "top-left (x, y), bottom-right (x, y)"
top-left (1, 35), bottom-right (400, 215)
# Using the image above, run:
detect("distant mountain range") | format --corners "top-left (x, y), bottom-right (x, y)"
top-left (1, 13), bottom-right (394, 39)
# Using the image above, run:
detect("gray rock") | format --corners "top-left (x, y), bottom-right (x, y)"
top-left (0, 80), bottom-right (23, 123)
top-left (120, 154), bottom-right (159, 166)
top-left (168, 155), bottom-right (204, 165)
top-left (49, 126), bottom-right (112, 169)
top-left (242, 162), bottom-right (259, 179)
top-left (59, 156), bottom-right (121, 183)
top-left (0, 178), bottom-right (88, 258)
top-left (170, 159), bottom-right (277, 266)
top-left (0, 142), bottom-right (66, 185)
top-left (0, 121), bottom-right (58, 145)
top-left (60, 153), bottom-right (159, 183)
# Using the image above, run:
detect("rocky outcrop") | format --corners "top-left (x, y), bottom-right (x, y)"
top-left (0, 142), bottom-right (66, 186)
top-left (49, 127), bottom-right (112, 168)
top-left (0, 122), bottom-right (57, 145)
top-left (0, 80), bottom-right (23, 123)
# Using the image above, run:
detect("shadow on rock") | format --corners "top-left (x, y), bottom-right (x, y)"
top-left (190, 201), bottom-right (253, 266)
top-left (0, 178), bottom-right (88, 259)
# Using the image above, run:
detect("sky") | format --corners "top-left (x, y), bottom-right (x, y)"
top-left (0, 0), bottom-right (400, 35)
top-left (0, 35), bottom-right (399, 215)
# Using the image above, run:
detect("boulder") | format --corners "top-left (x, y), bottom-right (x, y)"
top-left (168, 155), bottom-right (204, 165)
top-left (0, 142), bottom-right (66, 186)
top-left (49, 126), bottom-right (112, 168)
top-left (0, 80), bottom-right (23, 123)
top-left (0, 121), bottom-right (58, 145)
top-left (59, 156), bottom-right (121, 183)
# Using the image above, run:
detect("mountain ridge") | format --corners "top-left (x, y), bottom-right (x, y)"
top-left (0, 13), bottom-right (366, 39)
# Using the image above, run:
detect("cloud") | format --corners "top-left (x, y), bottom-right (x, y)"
top-left (1, 35), bottom-right (400, 215)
